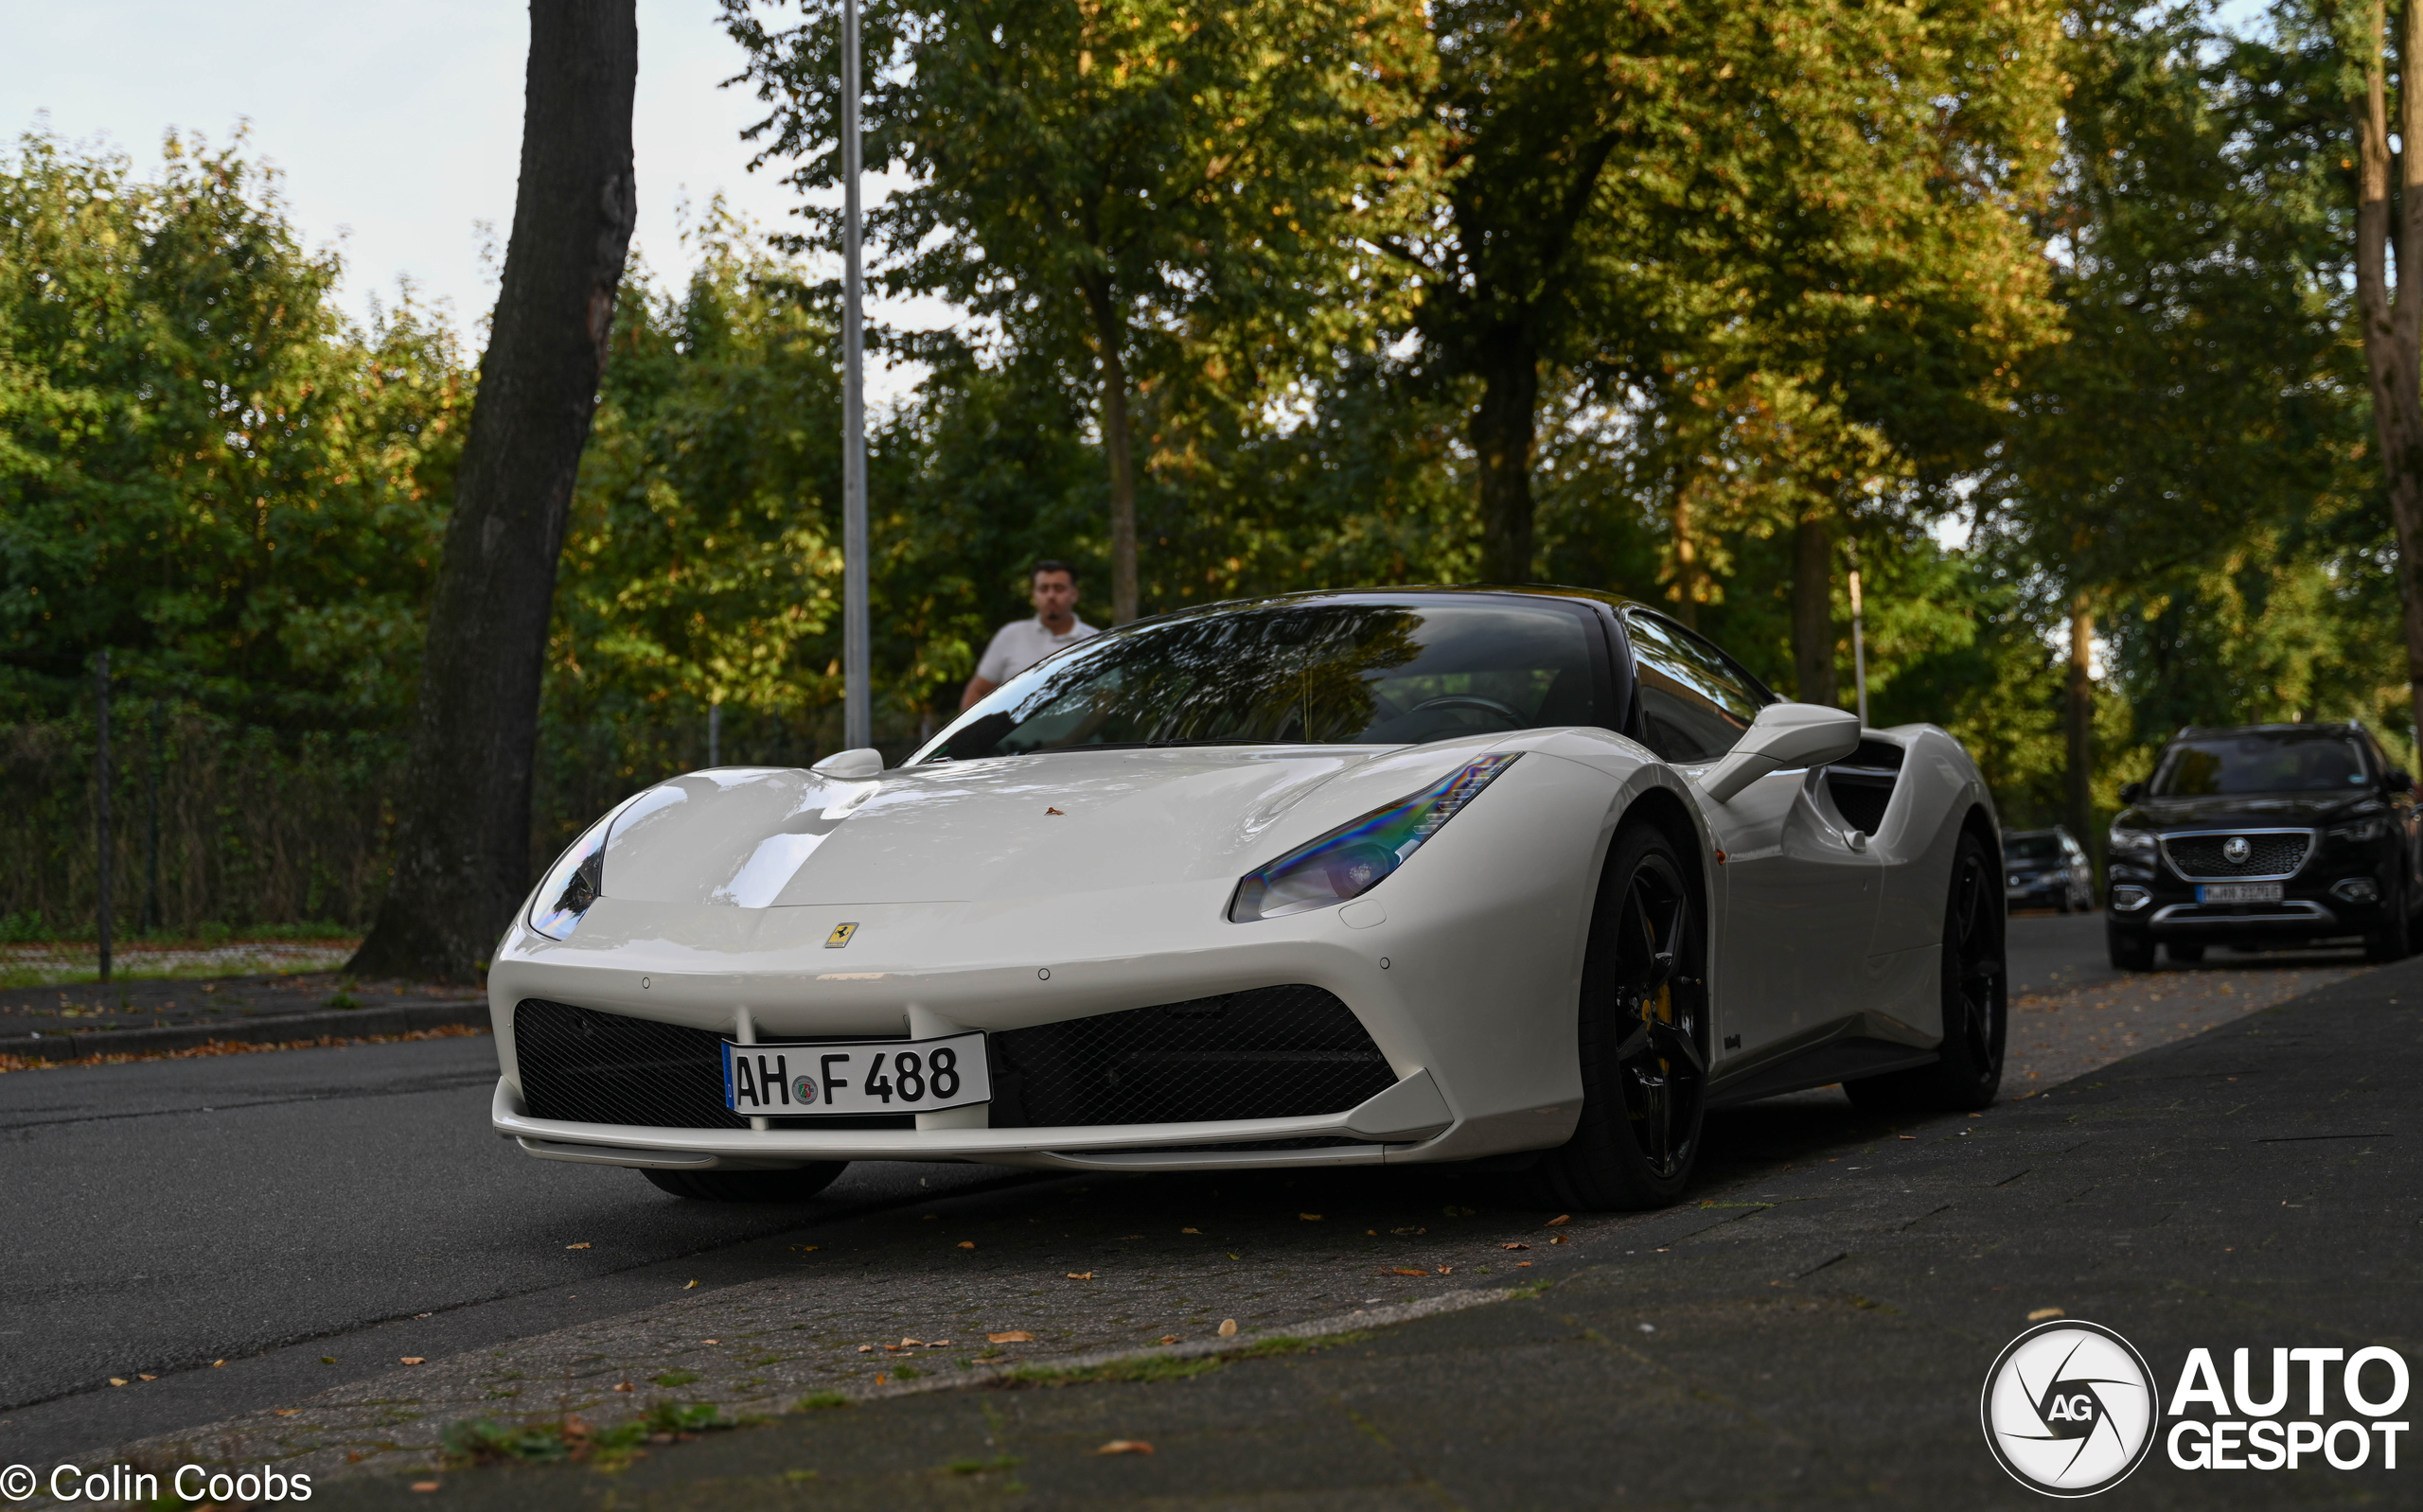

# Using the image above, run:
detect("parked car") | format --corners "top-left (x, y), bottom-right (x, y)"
top-left (2003, 827), bottom-right (2095, 913)
top-left (486, 587), bottom-right (2009, 1212)
top-left (2105, 723), bottom-right (2421, 969)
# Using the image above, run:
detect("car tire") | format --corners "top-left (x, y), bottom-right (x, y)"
top-left (2363, 878), bottom-right (2411, 962)
top-left (1530, 823), bottom-right (1709, 1211)
top-left (2167, 942), bottom-right (2205, 964)
top-left (2054, 892), bottom-right (2072, 915)
top-left (642, 1164), bottom-right (849, 1203)
top-left (2107, 923), bottom-right (2156, 971)
top-left (1844, 832), bottom-right (2007, 1116)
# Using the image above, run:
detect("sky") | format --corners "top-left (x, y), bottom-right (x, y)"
top-left (4, 0), bottom-right (943, 401)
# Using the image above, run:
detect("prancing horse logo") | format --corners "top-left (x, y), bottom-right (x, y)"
top-left (2222, 836), bottom-right (2252, 865)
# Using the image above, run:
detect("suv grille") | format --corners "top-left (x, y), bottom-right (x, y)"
top-left (2163, 831), bottom-right (2312, 881)
top-left (988, 985), bottom-right (1394, 1129)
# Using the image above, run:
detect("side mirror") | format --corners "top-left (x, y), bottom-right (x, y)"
top-left (2386, 769), bottom-right (2414, 798)
top-left (2119, 782), bottom-right (2145, 805)
top-left (1696, 703), bottom-right (1863, 804)
top-left (812, 747), bottom-right (884, 780)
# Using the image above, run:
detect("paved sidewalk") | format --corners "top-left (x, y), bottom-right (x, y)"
top-left (320, 959), bottom-right (2422, 1508)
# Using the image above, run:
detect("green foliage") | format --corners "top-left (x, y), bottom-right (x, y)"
top-left (0, 127), bottom-right (466, 729)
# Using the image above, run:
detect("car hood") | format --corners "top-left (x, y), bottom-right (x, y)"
top-left (592, 745), bottom-right (1475, 910)
top-left (2118, 793), bottom-right (2375, 830)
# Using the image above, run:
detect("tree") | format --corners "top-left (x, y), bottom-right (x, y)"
top-left (2350, 0), bottom-right (2423, 741)
top-left (350, 0), bottom-right (638, 981)
top-left (1383, 0), bottom-right (2062, 616)
top-left (721, 0), bottom-right (1440, 623)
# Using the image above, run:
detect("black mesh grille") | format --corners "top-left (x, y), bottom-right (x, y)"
top-left (988, 985), bottom-right (1394, 1128)
top-left (515, 998), bottom-right (744, 1129)
top-left (2165, 832), bottom-right (2311, 879)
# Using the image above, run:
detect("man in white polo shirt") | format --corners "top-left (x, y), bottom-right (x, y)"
top-left (959, 560), bottom-right (1097, 711)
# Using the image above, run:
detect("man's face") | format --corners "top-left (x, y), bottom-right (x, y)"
top-left (1032, 571), bottom-right (1077, 624)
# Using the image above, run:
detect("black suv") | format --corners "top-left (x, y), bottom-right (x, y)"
top-left (2106, 723), bottom-right (2420, 968)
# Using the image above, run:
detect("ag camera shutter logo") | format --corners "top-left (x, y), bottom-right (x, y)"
top-left (1982, 1320), bottom-right (2160, 1496)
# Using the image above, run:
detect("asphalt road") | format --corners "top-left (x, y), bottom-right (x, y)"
top-left (0, 913), bottom-right (2362, 1471)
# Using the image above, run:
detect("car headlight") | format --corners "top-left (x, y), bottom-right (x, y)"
top-left (1229, 753), bottom-right (1520, 923)
top-left (529, 814), bottom-right (612, 941)
top-left (2108, 827), bottom-right (2157, 857)
top-left (2328, 816), bottom-right (2386, 842)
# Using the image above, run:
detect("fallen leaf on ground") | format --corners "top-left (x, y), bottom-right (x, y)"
top-left (1548, 1235), bottom-right (1569, 1244)
top-left (1388, 1268), bottom-right (1427, 1277)
top-left (401, 1357), bottom-right (425, 1365)
top-left (900, 1337), bottom-right (924, 1346)
top-left (139, 1373), bottom-right (156, 1380)
top-left (1159, 1334), bottom-right (1180, 1345)
top-left (1299, 1212), bottom-right (1322, 1222)
top-left (1067, 1271), bottom-right (1095, 1280)
top-left (858, 1345), bottom-right (875, 1353)
top-left (411, 1482), bottom-right (441, 1494)
top-left (1546, 1214), bottom-right (1571, 1226)
top-left (958, 1240), bottom-right (976, 1250)
top-left (1898, 1134), bottom-right (1916, 1141)
top-left (928, 1340), bottom-right (952, 1347)
top-left (614, 1380), bottom-right (633, 1392)
top-left (211, 1360), bottom-right (224, 1368)
top-left (1436, 1266), bottom-right (1453, 1275)
top-left (1517, 1260), bottom-right (1532, 1267)
top-left (1181, 1226), bottom-right (1201, 1234)
top-left (565, 1241), bottom-right (591, 1250)
top-left (704, 1339), bottom-right (719, 1345)
top-left (1092, 1440), bottom-right (1155, 1455)
top-left (2028, 1307), bottom-right (2065, 1322)
top-left (683, 1279), bottom-right (699, 1290)
top-left (273, 1409), bottom-right (301, 1417)
top-left (987, 1330), bottom-right (1035, 1344)
top-left (1218, 1319), bottom-right (1238, 1337)
top-left (790, 1244), bottom-right (820, 1253)
top-left (108, 1378), bottom-right (127, 1386)
top-left (1500, 1242), bottom-right (1530, 1250)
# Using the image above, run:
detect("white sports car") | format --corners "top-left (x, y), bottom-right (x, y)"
top-left (487, 588), bottom-right (2007, 1210)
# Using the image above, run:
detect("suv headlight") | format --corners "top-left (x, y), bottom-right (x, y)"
top-left (1229, 754), bottom-right (1519, 923)
top-left (2108, 827), bottom-right (2157, 857)
top-left (2328, 816), bottom-right (2386, 843)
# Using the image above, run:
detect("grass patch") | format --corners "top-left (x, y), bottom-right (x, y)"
top-left (892, 1363), bottom-right (925, 1380)
top-left (794, 1391), bottom-right (852, 1411)
top-left (649, 1370), bottom-right (702, 1387)
top-left (439, 1402), bottom-right (731, 1471)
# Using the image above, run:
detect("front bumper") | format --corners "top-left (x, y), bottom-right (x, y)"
top-left (492, 1073), bottom-right (1457, 1172)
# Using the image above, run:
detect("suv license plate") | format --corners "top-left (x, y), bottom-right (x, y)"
top-left (721, 1031), bottom-right (991, 1116)
top-left (2198, 883), bottom-right (2283, 904)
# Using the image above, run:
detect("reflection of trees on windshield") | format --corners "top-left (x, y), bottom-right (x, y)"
top-left (2152, 738), bottom-right (2368, 796)
top-left (926, 601), bottom-right (1601, 759)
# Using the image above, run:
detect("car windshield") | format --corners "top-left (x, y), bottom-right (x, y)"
top-left (917, 598), bottom-right (1605, 760)
top-left (2007, 835), bottom-right (2062, 861)
top-left (2149, 736), bottom-right (2370, 796)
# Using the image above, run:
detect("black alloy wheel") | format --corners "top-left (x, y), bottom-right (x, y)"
top-left (1848, 832), bottom-right (2007, 1114)
top-left (2364, 875), bottom-right (2412, 962)
top-left (1532, 824), bottom-right (1709, 1210)
top-left (643, 1163), bottom-right (849, 1203)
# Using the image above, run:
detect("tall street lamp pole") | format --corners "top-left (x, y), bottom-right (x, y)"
top-left (840, 0), bottom-right (871, 753)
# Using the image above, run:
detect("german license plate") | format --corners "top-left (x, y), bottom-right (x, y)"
top-left (721, 1031), bottom-right (991, 1116)
top-left (2198, 882), bottom-right (2283, 904)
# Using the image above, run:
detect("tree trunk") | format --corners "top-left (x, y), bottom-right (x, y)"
top-left (1668, 471), bottom-right (1701, 629)
top-left (1081, 276), bottom-right (1140, 624)
top-left (1472, 327), bottom-right (1540, 583)
top-left (2065, 593), bottom-right (2096, 864)
top-left (1790, 509), bottom-right (1837, 705)
top-left (350, 0), bottom-right (637, 983)
top-left (2354, 0), bottom-right (2423, 747)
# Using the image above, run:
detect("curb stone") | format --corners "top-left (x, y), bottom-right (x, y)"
top-left (0, 1001), bottom-right (488, 1062)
